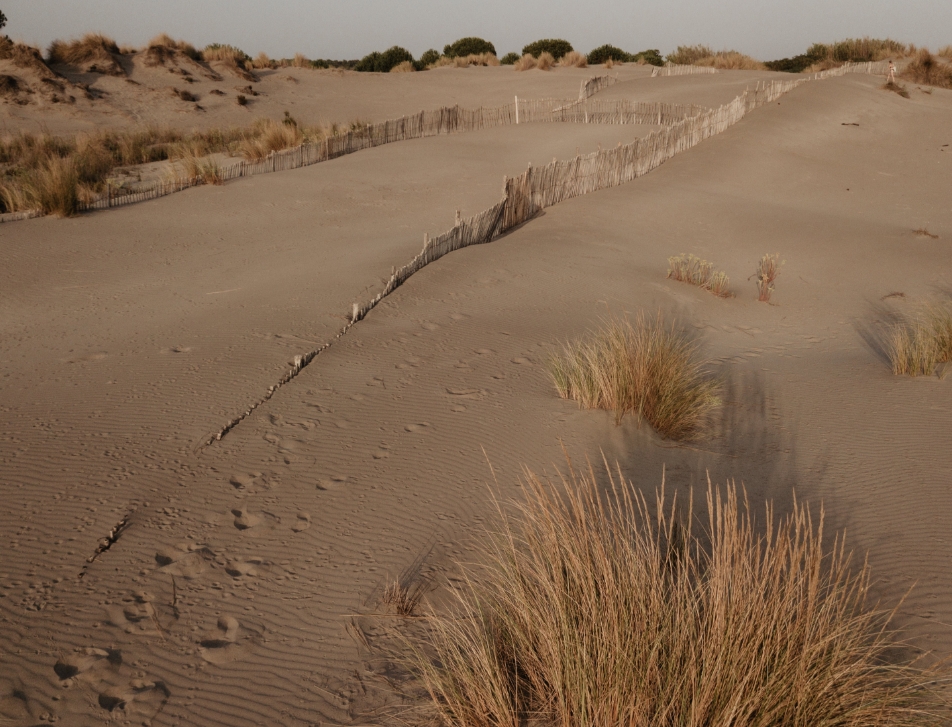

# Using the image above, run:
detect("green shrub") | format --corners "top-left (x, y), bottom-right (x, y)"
top-left (587, 44), bottom-right (631, 65)
top-left (416, 48), bottom-right (440, 69)
top-left (632, 48), bottom-right (664, 66)
top-left (443, 37), bottom-right (495, 58)
top-left (355, 45), bottom-right (414, 73)
top-left (765, 54), bottom-right (818, 73)
top-left (500, 52), bottom-right (520, 65)
top-left (522, 38), bottom-right (573, 60)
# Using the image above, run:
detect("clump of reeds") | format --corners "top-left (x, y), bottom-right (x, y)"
top-left (887, 302), bottom-right (952, 377)
top-left (535, 51), bottom-right (555, 70)
top-left (938, 45), bottom-right (952, 60)
top-left (559, 50), bottom-right (587, 68)
top-left (513, 53), bottom-right (536, 71)
top-left (666, 45), bottom-right (764, 69)
top-left (900, 49), bottom-right (952, 89)
top-left (756, 253), bottom-right (783, 302)
top-left (146, 34), bottom-right (200, 61)
top-left (382, 578), bottom-right (429, 617)
top-left (389, 60), bottom-right (416, 73)
top-left (550, 313), bottom-right (720, 439)
top-left (808, 37), bottom-right (914, 65)
top-left (47, 33), bottom-right (124, 75)
top-left (252, 51), bottom-right (273, 70)
top-left (176, 149), bottom-right (223, 185)
top-left (667, 253), bottom-right (732, 297)
top-left (403, 462), bottom-right (945, 727)
top-left (236, 118), bottom-right (303, 160)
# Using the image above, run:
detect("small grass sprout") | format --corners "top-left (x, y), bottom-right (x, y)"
top-left (756, 253), bottom-right (783, 302)
top-left (667, 253), bottom-right (732, 297)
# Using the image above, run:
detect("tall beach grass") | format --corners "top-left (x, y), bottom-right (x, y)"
top-left (549, 313), bottom-right (720, 439)
top-left (402, 463), bottom-right (946, 727)
top-left (667, 253), bottom-right (732, 297)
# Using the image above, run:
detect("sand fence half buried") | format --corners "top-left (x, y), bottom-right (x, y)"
top-left (203, 76), bottom-right (817, 444)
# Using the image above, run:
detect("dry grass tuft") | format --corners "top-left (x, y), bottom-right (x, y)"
top-left (550, 313), bottom-right (720, 439)
top-left (177, 149), bottom-right (223, 185)
top-left (604, 57), bottom-right (615, 69)
top-left (667, 253), bottom-right (732, 297)
top-left (535, 51), bottom-right (555, 70)
top-left (559, 50), bottom-right (588, 68)
top-left (291, 53), bottom-right (311, 68)
top-left (887, 301), bottom-right (952, 377)
top-left (252, 52), bottom-right (273, 70)
top-left (382, 578), bottom-right (429, 617)
top-left (0, 155), bottom-right (79, 216)
top-left (756, 253), bottom-right (783, 302)
top-left (389, 60), bottom-right (416, 73)
top-left (237, 118), bottom-right (303, 160)
top-left (47, 33), bottom-right (124, 75)
top-left (146, 34), bottom-right (200, 61)
top-left (883, 79), bottom-right (911, 97)
top-left (938, 45), bottom-right (952, 60)
top-left (513, 53), bottom-right (536, 71)
top-left (402, 463), bottom-right (945, 727)
top-left (900, 49), bottom-right (952, 89)
top-left (431, 53), bottom-right (501, 68)
top-left (666, 45), bottom-right (764, 69)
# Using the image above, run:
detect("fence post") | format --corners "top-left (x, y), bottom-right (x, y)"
top-left (515, 95), bottom-right (519, 125)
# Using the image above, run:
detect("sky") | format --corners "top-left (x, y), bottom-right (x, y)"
top-left (3, 0), bottom-right (949, 61)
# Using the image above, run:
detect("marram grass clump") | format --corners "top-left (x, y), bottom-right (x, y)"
top-left (668, 253), bottom-right (732, 297)
top-left (402, 464), bottom-right (946, 727)
top-left (549, 313), bottom-right (720, 439)
top-left (887, 301), bottom-right (952, 377)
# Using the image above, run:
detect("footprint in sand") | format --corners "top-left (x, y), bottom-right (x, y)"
top-left (404, 423), bottom-right (430, 433)
top-left (317, 475), bottom-right (348, 491)
top-left (54, 647), bottom-right (120, 680)
top-left (232, 508), bottom-right (261, 530)
top-left (225, 557), bottom-right (267, 578)
top-left (474, 348), bottom-right (494, 355)
top-left (291, 513), bottom-right (311, 532)
top-left (98, 679), bottom-right (170, 714)
top-left (199, 615), bottom-right (257, 664)
top-left (106, 592), bottom-right (162, 634)
top-left (155, 544), bottom-right (215, 579)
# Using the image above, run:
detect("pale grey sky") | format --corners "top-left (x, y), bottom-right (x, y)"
top-left (3, 0), bottom-right (949, 61)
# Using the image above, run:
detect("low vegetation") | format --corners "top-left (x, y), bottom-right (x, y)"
top-left (667, 45), bottom-right (765, 70)
top-left (559, 51), bottom-right (587, 68)
top-left (402, 464), bottom-right (944, 727)
top-left (499, 52), bottom-right (520, 65)
top-left (587, 44), bottom-right (664, 66)
top-left (767, 37), bottom-right (917, 73)
top-left (900, 49), bottom-right (952, 89)
top-left (0, 115), bottom-right (365, 215)
top-left (887, 301), bottom-right (952, 377)
top-left (667, 253), bottom-right (732, 297)
top-left (549, 314), bottom-right (720, 439)
top-left (428, 53), bottom-right (500, 69)
top-left (354, 45), bottom-right (414, 73)
top-left (884, 79), bottom-right (911, 98)
top-left (522, 38), bottom-right (574, 60)
top-left (47, 33), bottom-right (125, 76)
top-left (756, 253), bottom-right (782, 302)
top-left (939, 45), bottom-right (952, 60)
top-left (443, 37), bottom-right (496, 59)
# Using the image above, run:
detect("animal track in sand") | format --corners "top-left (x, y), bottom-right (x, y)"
top-left (155, 544), bottom-right (215, 579)
top-left (98, 679), bottom-right (170, 714)
top-left (106, 591), bottom-right (163, 635)
top-left (232, 507), bottom-right (261, 530)
top-left (199, 615), bottom-right (259, 664)
top-left (291, 513), bottom-right (311, 532)
top-left (317, 475), bottom-right (348, 491)
top-left (404, 422), bottom-right (430, 432)
top-left (54, 647), bottom-right (120, 680)
top-left (225, 557), bottom-right (267, 577)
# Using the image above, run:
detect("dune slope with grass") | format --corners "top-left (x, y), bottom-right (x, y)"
top-left (0, 63), bottom-right (951, 726)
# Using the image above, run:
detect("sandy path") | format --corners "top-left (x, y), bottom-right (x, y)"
top-left (1, 72), bottom-right (950, 725)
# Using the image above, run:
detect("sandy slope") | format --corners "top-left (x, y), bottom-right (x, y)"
top-left (1, 68), bottom-right (951, 726)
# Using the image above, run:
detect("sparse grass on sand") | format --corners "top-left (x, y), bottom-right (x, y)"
top-left (756, 253), bottom-right (783, 302)
top-left (667, 253), bottom-right (732, 297)
top-left (667, 44), bottom-right (765, 70)
top-left (549, 313), bottom-right (720, 439)
top-left (381, 578), bottom-right (428, 617)
top-left (513, 53), bottom-right (536, 71)
top-left (900, 49), bottom-right (952, 89)
top-left (47, 33), bottom-right (119, 64)
top-left (559, 50), bottom-right (588, 68)
top-left (884, 79), bottom-right (911, 98)
top-left (887, 302), bottom-right (952, 377)
top-left (402, 462), bottom-right (945, 727)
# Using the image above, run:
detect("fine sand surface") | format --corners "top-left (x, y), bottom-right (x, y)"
top-left (1, 66), bottom-right (951, 726)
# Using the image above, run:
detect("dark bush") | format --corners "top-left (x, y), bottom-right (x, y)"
top-left (236, 94), bottom-right (247, 106)
top-left (587, 44), bottom-right (631, 65)
top-left (443, 37), bottom-right (496, 58)
top-left (416, 48), bottom-right (440, 70)
top-left (522, 39), bottom-right (573, 60)
top-left (632, 48), bottom-right (664, 66)
top-left (764, 54), bottom-right (816, 73)
top-left (355, 45), bottom-right (414, 73)
top-left (500, 52), bottom-right (520, 65)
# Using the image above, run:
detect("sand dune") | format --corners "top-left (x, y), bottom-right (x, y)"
top-left (1, 64), bottom-right (951, 725)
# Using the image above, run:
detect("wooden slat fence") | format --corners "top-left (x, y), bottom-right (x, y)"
top-left (206, 76), bottom-right (810, 444)
top-left (652, 64), bottom-right (719, 77)
top-left (579, 74), bottom-right (618, 100)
